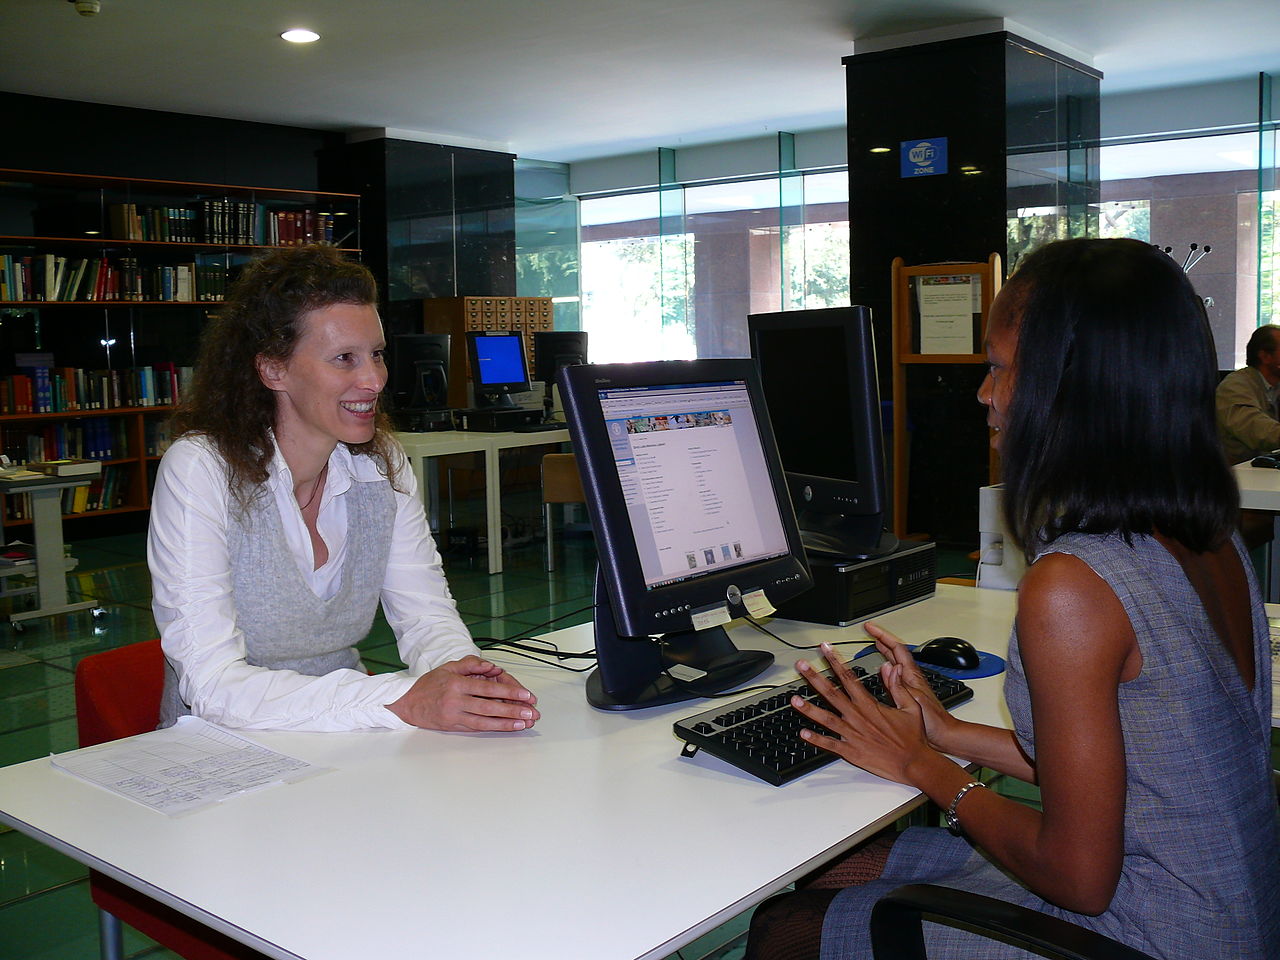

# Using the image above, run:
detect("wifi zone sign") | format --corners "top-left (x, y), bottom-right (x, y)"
top-left (900, 138), bottom-right (948, 178)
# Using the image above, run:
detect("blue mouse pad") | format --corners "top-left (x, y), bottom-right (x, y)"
top-left (851, 644), bottom-right (1006, 681)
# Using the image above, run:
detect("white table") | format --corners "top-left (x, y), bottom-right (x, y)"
top-left (1234, 462), bottom-right (1280, 600)
top-left (396, 428), bottom-right (571, 574)
top-left (0, 585), bottom-right (1015, 960)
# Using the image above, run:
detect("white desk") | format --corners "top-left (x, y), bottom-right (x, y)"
top-left (1233, 462), bottom-right (1280, 601)
top-left (1267, 603), bottom-right (1280, 729)
top-left (0, 585), bottom-right (1014, 960)
top-left (1220, 469), bottom-right (1280, 723)
top-left (396, 428), bottom-right (571, 574)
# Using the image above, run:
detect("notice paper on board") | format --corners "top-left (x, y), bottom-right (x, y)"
top-left (915, 275), bottom-right (980, 354)
top-left (50, 716), bottom-right (328, 817)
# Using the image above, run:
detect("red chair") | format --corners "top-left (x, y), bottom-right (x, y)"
top-left (74, 639), bottom-right (265, 960)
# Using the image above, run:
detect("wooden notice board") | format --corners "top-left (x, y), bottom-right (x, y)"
top-left (890, 254), bottom-right (1002, 538)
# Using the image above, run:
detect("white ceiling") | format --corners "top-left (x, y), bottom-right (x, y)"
top-left (1, 0), bottom-right (1278, 164)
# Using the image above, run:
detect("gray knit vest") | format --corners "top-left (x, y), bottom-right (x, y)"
top-left (159, 475), bottom-right (396, 727)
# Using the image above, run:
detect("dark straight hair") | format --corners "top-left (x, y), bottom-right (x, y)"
top-left (999, 238), bottom-right (1238, 557)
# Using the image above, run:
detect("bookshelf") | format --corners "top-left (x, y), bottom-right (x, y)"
top-left (889, 254), bottom-right (1002, 539)
top-left (0, 168), bottom-right (361, 527)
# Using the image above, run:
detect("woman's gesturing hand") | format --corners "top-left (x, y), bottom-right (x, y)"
top-left (790, 641), bottom-right (939, 786)
top-left (862, 621), bottom-right (961, 751)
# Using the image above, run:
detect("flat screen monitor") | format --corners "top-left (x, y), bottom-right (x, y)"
top-left (561, 358), bottom-right (813, 710)
top-left (466, 330), bottom-right (531, 409)
top-left (533, 330), bottom-right (588, 420)
top-left (748, 305), bottom-right (897, 559)
top-left (532, 330), bottom-right (588, 383)
top-left (387, 333), bottom-right (450, 411)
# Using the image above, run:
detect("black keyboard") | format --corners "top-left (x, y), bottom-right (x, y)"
top-left (512, 421), bottom-right (568, 433)
top-left (673, 656), bottom-right (973, 786)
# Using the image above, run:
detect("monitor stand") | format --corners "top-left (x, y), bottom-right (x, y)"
top-left (475, 391), bottom-right (519, 410)
top-left (585, 567), bottom-right (774, 711)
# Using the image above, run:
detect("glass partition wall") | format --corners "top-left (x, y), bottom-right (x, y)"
top-left (1086, 74), bottom-right (1278, 370)
top-left (515, 158), bottom-right (581, 329)
top-left (579, 159), bottom-right (850, 363)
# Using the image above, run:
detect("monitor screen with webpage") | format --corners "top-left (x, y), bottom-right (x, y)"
top-left (561, 359), bottom-right (812, 710)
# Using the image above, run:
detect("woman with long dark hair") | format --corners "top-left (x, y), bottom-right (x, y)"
top-left (749, 238), bottom-right (1278, 959)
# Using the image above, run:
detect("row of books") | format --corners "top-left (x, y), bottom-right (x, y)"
top-left (108, 200), bottom-right (341, 247)
top-left (0, 464), bottom-right (130, 520)
top-left (3, 417), bottom-right (136, 462)
top-left (0, 253), bottom-right (229, 303)
top-left (0, 363), bottom-right (195, 414)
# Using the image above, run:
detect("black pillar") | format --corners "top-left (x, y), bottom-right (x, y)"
top-left (324, 138), bottom-right (516, 337)
top-left (845, 31), bottom-right (1100, 546)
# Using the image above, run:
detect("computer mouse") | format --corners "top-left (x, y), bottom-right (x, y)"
top-left (913, 636), bottom-right (981, 671)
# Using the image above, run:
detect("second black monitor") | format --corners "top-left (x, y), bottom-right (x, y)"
top-left (388, 333), bottom-right (450, 411)
top-left (532, 330), bottom-right (588, 384)
top-left (533, 330), bottom-right (588, 420)
top-left (748, 305), bottom-right (897, 559)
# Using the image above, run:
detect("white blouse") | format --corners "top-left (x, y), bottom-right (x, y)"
top-left (148, 434), bottom-right (480, 731)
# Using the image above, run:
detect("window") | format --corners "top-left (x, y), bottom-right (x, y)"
top-left (1097, 131), bottom-right (1273, 369)
top-left (580, 171), bottom-right (850, 363)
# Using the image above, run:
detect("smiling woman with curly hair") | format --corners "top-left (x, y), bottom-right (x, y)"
top-left (149, 244), bottom-right (541, 735)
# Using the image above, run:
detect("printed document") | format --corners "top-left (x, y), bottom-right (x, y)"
top-left (51, 716), bottom-right (325, 816)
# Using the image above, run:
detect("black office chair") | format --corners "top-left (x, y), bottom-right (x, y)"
top-left (870, 884), bottom-right (1158, 960)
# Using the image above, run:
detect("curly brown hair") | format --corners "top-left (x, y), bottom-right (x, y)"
top-left (172, 244), bottom-right (400, 505)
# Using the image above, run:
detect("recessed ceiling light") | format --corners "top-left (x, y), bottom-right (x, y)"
top-left (281, 29), bottom-right (320, 43)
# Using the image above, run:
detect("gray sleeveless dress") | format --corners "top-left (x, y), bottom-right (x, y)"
top-left (820, 531), bottom-right (1280, 960)
top-left (160, 475), bottom-right (396, 727)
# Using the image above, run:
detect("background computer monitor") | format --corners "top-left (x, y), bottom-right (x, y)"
top-left (466, 330), bottom-right (531, 409)
top-left (748, 305), bottom-right (898, 560)
top-left (387, 333), bottom-right (450, 411)
top-left (532, 330), bottom-right (588, 420)
top-left (561, 358), bottom-right (813, 710)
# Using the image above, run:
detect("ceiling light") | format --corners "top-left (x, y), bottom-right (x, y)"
top-left (869, 147), bottom-right (891, 154)
top-left (280, 29), bottom-right (320, 43)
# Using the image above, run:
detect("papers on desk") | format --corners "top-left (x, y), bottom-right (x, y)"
top-left (50, 717), bottom-right (328, 817)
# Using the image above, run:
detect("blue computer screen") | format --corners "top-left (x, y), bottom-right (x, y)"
top-left (474, 334), bottom-right (527, 386)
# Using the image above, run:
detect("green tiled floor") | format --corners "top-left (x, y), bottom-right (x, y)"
top-left (0, 510), bottom-right (980, 960)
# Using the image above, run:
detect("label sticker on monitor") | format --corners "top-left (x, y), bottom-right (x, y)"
top-left (742, 589), bottom-right (775, 619)
top-left (690, 604), bottom-right (732, 631)
top-left (667, 664), bottom-right (709, 682)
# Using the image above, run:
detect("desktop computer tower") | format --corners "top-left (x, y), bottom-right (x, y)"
top-left (452, 407), bottom-right (543, 432)
top-left (775, 540), bottom-right (937, 627)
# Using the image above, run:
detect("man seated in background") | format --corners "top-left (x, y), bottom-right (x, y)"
top-left (1216, 324), bottom-right (1280, 549)
top-left (1217, 324), bottom-right (1280, 464)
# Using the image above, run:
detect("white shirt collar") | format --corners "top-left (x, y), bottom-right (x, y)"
top-left (264, 433), bottom-right (387, 503)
